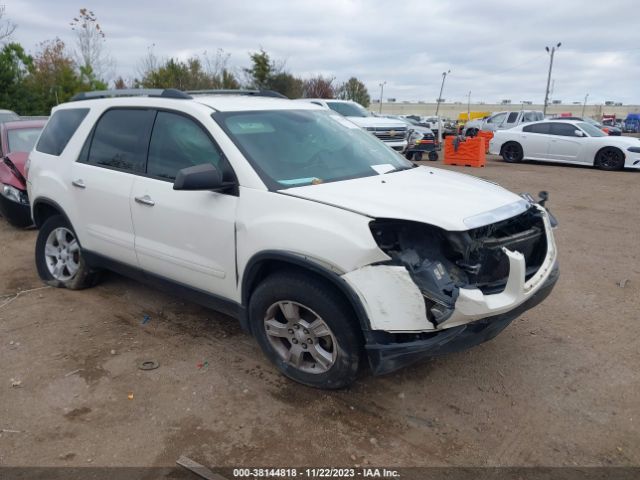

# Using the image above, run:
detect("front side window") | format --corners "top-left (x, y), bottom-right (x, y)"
top-left (0, 112), bottom-right (20, 123)
top-left (147, 111), bottom-right (226, 181)
top-left (88, 109), bottom-right (155, 172)
top-left (36, 108), bottom-right (89, 156)
top-left (548, 122), bottom-right (583, 137)
top-left (577, 122), bottom-right (606, 137)
top-left (7, 127), bottom-right (43, 153)
top-left (215, 109), bottom-right (412, 190)
top-left (487, 112), bottom-right (508, 124)
top-left (326, 102), bottom-right (369, 117)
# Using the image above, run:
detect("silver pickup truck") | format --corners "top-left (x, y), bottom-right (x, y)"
top-left (464, 110), bottom-right (544, 136)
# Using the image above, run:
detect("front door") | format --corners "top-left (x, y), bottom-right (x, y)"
top-left (130, 110), bottom-right (238, 300)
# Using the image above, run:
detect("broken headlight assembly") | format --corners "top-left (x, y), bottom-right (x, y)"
top-left (369, 220), bottom-right (465, 326)
top-left (370, 207), bottom-right (550, 326)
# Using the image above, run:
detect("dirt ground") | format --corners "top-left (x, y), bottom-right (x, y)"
top-left (1, 154), bottom-right (639, 469)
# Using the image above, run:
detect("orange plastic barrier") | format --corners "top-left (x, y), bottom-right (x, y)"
top-left (444, 136), bottom-right (486, 167)
top-left (476, 131), bottom-right (494, 153)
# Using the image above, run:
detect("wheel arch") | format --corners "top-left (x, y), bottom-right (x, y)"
top-left (32, 197), bottom-right (73, 230)
top-left (594, 145), bottom-right (625, 167)
top-left (241, 251), bottom-right (371, 334)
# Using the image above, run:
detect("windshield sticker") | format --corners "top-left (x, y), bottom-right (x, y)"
top-left (329, 115), bottom-right (359, 129)
top-left (227, 120), bottom-right (275, 134)
top-left (370, 164), bottom-right (396, 174)
top-left (278, 177), bottom-right (321, 186)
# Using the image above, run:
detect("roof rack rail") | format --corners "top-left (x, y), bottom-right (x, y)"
top-left (186, 89), bottom-right (288, 99)
top-left (70, 88), bottom-right (192, 102)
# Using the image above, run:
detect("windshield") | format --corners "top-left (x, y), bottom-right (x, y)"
top-left (577, 122), bottom-right (606, 137)
top-left (325, 101), bottom-right (370, 117)
top-left (7, 127), bottom-right (43, 153)
top-left (214, 109), bottom-right (413, 189)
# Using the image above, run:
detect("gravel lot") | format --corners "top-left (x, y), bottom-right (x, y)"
top-left (1, 154), bottom-right (639, 468)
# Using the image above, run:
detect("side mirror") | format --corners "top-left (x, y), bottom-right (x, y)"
top-left (574, 129), bottom-right (584, 137)
top-left (173, 163), bottom-right (228, 191)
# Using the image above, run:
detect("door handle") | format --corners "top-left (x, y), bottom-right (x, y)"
top-left (71, 179), bottom-right (86, 189)
top-left (134, 195), bottom-right (155, 206)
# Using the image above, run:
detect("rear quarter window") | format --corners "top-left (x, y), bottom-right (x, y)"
top-left (36, 108), bottom-right (89, 156)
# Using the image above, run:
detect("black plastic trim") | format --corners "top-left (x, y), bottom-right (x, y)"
top-left (365, 262), bottom-right (560, 375)
top-left (31, 197), bottom-right (73, 229)
top-left (83, 250), bottom-right (244, 322)
top-left (241, 250), bottom-right (371, 332)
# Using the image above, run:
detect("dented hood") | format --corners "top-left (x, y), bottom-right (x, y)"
top-left (0, 151), bottom-right (28, 189)
top-left (281, 166), bottom-right (526, 231)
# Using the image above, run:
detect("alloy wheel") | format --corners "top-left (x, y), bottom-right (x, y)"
top-left (264, 301), bottom-right (337, 374)
top-left (44, 227), bottom-right (81, 281)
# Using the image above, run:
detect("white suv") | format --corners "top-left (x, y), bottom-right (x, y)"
top-left (27, 89), bottom-right (559, 389)
top-left (299, 99), bottom-right (409, 151)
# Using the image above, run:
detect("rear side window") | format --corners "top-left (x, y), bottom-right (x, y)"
top-left (87, 109), bottom-right (155, 172)
top-left (36, 108), bottom-right (89, 156)
top-left (523, 123), bottom-right (550, 134)
top-left (147, 111), bottom-right (225, 181)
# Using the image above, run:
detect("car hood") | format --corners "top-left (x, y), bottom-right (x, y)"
top-left (0, 151), bottom-right (27, 189)
top-left (346, 116), bottom-right (408, 129)
top-left (281, 166), bottom-right (527, 231)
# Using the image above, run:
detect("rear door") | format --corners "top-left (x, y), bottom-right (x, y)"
top-left (130, 110), bottom-right (238, 300)
top-left (520, 123), bottom-right (551, 160)
top-left (71, 108), bottom-right (155, 266)
top-left (546, 122), bottom-right (584, 163)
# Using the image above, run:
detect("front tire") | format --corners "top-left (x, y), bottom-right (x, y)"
top-left (249, 272), bottom-right (362, 389)
top-left (35, 215), bottom-right (102, 289)
top-left (502, 142), bottom-right (524, 163)
top-left (595, 147), bottom-right (624, 171)
top-left (428, 151), bottom-right (439, 161)
top-left (412, 151), bottom-right (424, 161)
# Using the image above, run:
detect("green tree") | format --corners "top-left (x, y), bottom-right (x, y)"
top-left (336, 77), bottom-right (370, 107)
top-left (0, 43), bottom-right (33, 113)
top-left (139, 54), bottom-right (241, 91)
top-left (23, 39), bottom-right (86, 114)
top-left (269, 72), bottom-right (304, 98)
top-left (244, 48), bottom-right (275, 89)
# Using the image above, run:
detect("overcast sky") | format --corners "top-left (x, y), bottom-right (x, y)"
top-left (5, 0), bottom-right (640, 104)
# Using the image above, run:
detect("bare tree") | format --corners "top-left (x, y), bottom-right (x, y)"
top-left (136, 44), bottom-right (159, 81)
top-left (0, 5), bottom-right (17, 42)
top-left (70, 8), bottom-right (113, 82)
top-left (303, 75), bottom-right (335, 98)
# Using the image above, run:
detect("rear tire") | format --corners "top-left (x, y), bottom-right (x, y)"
top-left (595, 147), bottom-right (624, 171)
top-left (502, 142), bottom-right (524, 163)
top-left (413, 152), bottom-right (423, 161)
top-left (35, 215), bottom-right (102, 289)
top-left (249, 271), bottom-right (362, 389)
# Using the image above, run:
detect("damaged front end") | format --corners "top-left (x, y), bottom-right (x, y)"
top-left (343, 200), bottom-right (559, 375)
top-left (369, 205), bottom-right (549, 325)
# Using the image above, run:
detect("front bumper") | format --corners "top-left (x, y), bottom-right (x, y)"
top-left (365, 262), bottom-right (559, 375)
top-left (384, 140), bottom-right (408, 151)
top-left (0, 193), bottom-right (32, 228)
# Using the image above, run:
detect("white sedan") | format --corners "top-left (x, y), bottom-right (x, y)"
top-left (489, 119), bottom-right (640, 170)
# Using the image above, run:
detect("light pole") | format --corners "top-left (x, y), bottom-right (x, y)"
top-left (543, 43), bottom-right (561, 115)
top-left (435, 70), bottom-right (450, 117)
top-left (467, 90), bottom-right (471, 121)
top-left (581, 93), bottom-right (589, 117)
top-left (378, 81), bottom-right (386, 114)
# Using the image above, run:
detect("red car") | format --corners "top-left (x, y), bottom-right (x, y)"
top-left (0, 120), bottom-right (47, 227)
